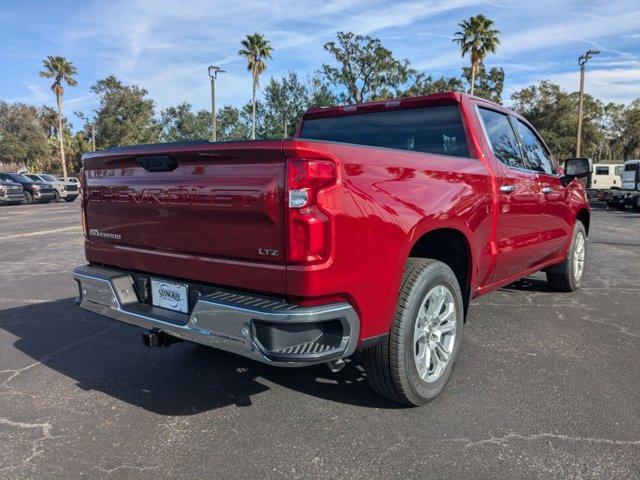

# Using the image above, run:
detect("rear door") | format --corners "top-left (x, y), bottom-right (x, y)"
top-left (476, 107), bottom-right (543, 282)
top-left (513, 119), bottom-right (571, 263)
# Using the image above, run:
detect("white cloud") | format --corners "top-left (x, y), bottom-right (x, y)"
top-left (548, 65), bottom-right (640, 104)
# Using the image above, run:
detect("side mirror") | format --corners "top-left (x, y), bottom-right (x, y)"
top-left (562, 157), bottom-right (591, 186)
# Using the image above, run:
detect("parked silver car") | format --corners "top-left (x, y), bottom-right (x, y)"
top-left (25, 173), bottom-right (79, 202)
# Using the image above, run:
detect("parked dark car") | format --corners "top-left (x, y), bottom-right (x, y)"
top-left (0, 177), bottom-right (24, 205)
top-left (0, 173), bottom-right (55, 204)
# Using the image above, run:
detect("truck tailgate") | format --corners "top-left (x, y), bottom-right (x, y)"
top-left (82, 141), bottom-right (287, 293)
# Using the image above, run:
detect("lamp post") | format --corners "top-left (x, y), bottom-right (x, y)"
top-left (576, 49), bottom-right (600, 157)
top-left (208, 65), bottom-right (225, 142)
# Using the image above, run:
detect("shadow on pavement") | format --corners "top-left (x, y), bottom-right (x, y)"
top-left (500, 277), bottom-right (554, 293)
top-left (1, 298), bottom-right (402, 414)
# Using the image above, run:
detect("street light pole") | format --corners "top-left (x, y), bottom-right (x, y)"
top-left (576, 49), bottom-right (600, 157)
top-left (208, 65), bottom-right (225, 142)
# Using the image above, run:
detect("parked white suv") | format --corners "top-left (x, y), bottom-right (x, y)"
top-left (24, 174), bottom-right (79, 202)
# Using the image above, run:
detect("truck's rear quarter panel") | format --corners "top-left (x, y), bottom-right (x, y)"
top-left (284, 140), bottom-right (494, 340)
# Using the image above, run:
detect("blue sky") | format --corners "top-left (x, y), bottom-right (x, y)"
top-left (2, 0), bottom-right (639, 129)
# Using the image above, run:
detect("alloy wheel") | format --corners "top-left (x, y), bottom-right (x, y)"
top-left (413, 285), bottom-right (457, 383)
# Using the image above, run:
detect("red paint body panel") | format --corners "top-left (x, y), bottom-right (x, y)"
top-left (83, 141), bottom-right (288, 292)
top-left (80, 93), bottom-right (590, 344)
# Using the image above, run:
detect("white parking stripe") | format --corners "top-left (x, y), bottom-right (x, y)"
top-left (0, 225), bottom-right (82, 240)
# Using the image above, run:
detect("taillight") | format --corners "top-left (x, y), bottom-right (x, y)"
top-left (286, 159), bottom-right (337, 265)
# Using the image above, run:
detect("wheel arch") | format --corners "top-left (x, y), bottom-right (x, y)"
top-left (408, 227), bottom-right (473, 317)
top-left (576, 208), bottom-right (590, 235)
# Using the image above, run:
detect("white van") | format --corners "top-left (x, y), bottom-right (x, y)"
top-left (590, 163), bottom-right (624, 190)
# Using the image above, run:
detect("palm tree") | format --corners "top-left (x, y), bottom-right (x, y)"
top-left (238, 33), bottom-right (273, 139)
top-left (39, 56), bottom-right (78, 178)
top-left (453, 15), bottom-right (500, 96)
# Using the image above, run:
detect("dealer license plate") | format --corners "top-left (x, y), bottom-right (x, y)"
top-left (151, 278), bottom-right (189, 313)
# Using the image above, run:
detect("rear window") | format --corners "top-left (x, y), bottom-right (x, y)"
top-left (625, 163), bottom-right (638, 171)
top-left (595, 166), bottom-right (609, 175)
top-left (299, 105), bottom-right (470, 158)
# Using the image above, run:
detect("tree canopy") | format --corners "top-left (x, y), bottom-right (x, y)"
top-left (453, 15), bottom-right (500, 95)
top-left (91, 76), bottom-right (161, 148)
top-left (321, 31), bottom-right (414, 103)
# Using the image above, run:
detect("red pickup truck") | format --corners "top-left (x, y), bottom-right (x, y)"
top-left (74, 92), bottom-right (591, 406)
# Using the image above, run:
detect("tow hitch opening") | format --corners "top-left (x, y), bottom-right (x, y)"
top-left (142, 328), bottom-right (182, 347)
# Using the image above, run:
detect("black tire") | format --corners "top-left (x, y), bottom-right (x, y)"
top-left (364, 258), bottom-right (464, 406)
top-left (64, 196), bottom-right (77, 202)
top-left (634, 195), bottom-right (640, 212)
top-left (546, 222), bottom-right (587, 292)
top-left (24, 192), bottom-right (33, 204)
top-left (53, 190), bottom-right (60, 202)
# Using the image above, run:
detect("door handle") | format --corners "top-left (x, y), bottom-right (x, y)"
top-left (541, 187), bottom-right (553, 194)
top-left (499, 185), bottom-right (516, 193)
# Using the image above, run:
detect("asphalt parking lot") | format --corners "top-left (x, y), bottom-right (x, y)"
top-left (1, 201), bottom-right (639, 479)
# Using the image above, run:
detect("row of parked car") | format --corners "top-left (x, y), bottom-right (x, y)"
top-left (0, 172), bottom-right (80, 205)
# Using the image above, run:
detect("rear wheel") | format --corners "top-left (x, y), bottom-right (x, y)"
top-left (364, 258), bottom-right (463, 406)
top-left (64, 196), bottom-right (77, 202)
top-left (546, 222), bottom-right (587, 292)
top-left (24, 192), bottom-right (33, 204)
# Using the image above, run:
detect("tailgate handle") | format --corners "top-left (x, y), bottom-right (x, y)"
top-left (137, 155), bottom-right (177, 172)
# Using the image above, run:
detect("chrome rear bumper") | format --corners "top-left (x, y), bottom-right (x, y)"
top-left (73, 265), bottom-right (359, 366)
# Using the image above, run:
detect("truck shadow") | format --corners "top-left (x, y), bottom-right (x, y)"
top-left (500, 277), bottom-right (554, 293)
top-left (0, 298), bottom-right (402, 413)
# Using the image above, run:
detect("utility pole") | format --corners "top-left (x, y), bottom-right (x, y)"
top-left (84, 123), bottom-right (96, 152)
top-left (576, 49), bottom-right (600, 157)
top-left (208, 65), bottom-right (225, 142)
top-left (90, 124), bottom-right (96, 151)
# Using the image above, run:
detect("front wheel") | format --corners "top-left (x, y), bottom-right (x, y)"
top-left (364, 258), bottom-right (463, 406)
top-left (24, 192), bottom-right (33, 204)
top-left (53, 190), bottom-right (60, 202)
top-left (546, 222), bottom-right (587, 292)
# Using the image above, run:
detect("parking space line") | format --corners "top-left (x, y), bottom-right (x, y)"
top-left (0, 225), bottom-right (82, 241)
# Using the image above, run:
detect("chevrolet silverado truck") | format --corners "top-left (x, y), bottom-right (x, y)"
top-left (74, 93), bottom-right (591, 406)
top-left (25, 173), bottom-right (79, 202)
top-left (0, 177), bottom-right (24, 205)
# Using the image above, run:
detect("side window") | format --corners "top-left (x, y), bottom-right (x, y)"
top-left (595, 166), bottom-right (609, 175)
top-left (478, 108), bottom-right (525, 169)
top-left (515, 120), bottom-right (556, 175)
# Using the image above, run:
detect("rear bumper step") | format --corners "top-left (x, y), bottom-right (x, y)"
top-left (73, 265), bottom-right (359, 366)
